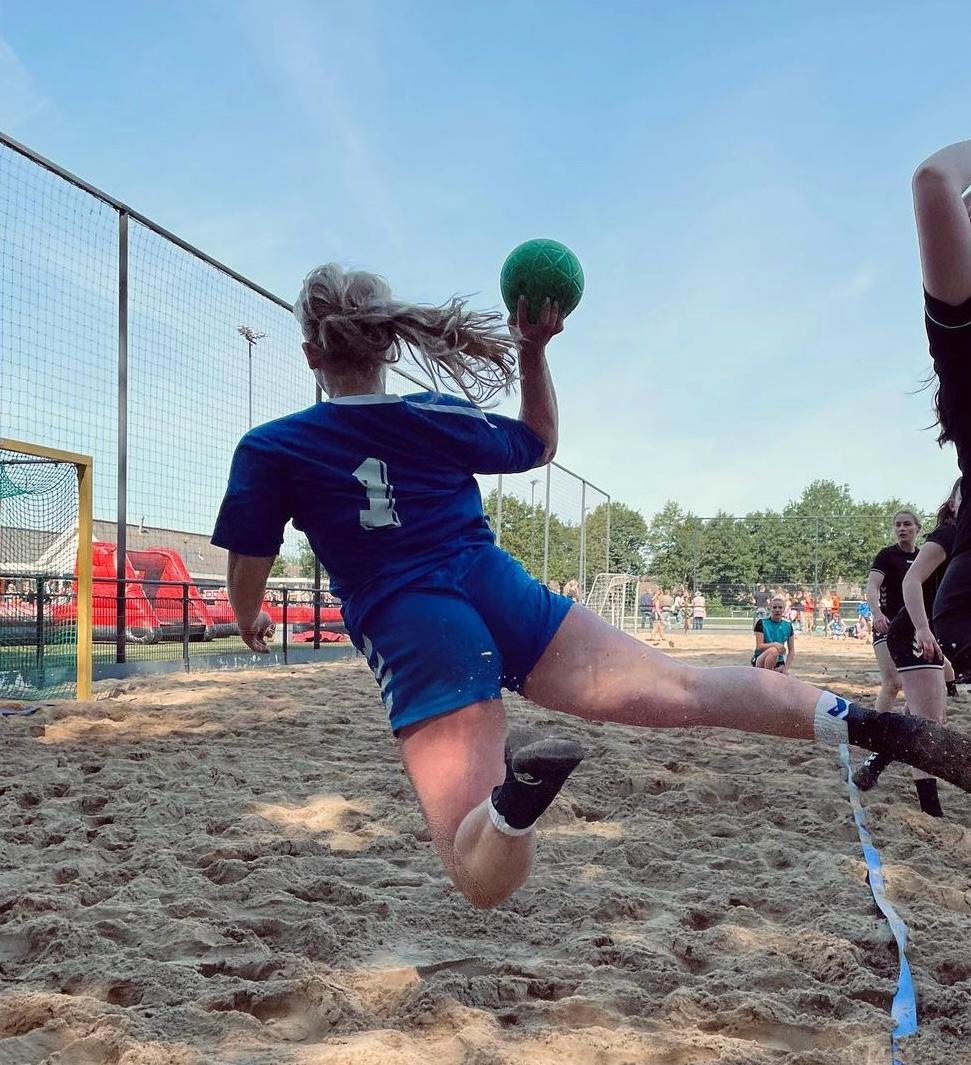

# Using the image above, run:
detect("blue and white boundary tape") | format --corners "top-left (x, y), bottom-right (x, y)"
top-left (838, 743), bottom-right (918, 1063)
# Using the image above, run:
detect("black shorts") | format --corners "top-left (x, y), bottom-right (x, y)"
top-left (872, 632), bottom-right (888, 648)
top-left (933, 552), bottom-right (971, 680)
top-left (886, 608), bottom-right (943, 673)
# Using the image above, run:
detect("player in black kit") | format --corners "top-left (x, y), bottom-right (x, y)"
top-left (865, 510), bottom-right (920, 712)
top-left (854, 483), bottom-right (961, 813)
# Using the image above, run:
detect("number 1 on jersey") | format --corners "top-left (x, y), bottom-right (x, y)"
top-left (353, 458), bottom-right (401, 530)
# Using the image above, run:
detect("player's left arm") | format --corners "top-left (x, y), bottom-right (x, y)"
top-left (227, 553), bottom-right (276, 653)
top-left (212, 431), bottom-right (291, 652)
top-left (913, 141), bottom-right (971, 306)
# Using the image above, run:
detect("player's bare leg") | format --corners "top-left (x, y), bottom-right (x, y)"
top-left (524, 605), bottom-right (971, 792)
top-left (398, 699), bottom-right (582, 909)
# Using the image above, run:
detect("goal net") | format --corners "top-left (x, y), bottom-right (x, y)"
top-left (0, 439), bottom-right (92, 701)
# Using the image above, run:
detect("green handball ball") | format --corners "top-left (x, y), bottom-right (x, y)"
top-left (500, 238), bottom-right (584, 324)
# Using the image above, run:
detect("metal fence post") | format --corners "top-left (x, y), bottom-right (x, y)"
top-left (314, 377), bottom-right (322, 652)
top-left (579, 480), bottom-right (587, 599)
top-left (35, 576), bottom-right (45, 683)
top-left (313, 577), bottom-right (321, 651)
top-left (495, 473), bottom-right (503, 548)
top-left (182, 582), bottom-right (190, 671)
top-left (542, 464), bottom-right (551, 584)
top-left (282, 587), bottom-right (289, 665)
top-left (116, 211), bottom-right (129, 665)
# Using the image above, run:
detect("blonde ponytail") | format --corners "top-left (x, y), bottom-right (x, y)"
top-left (294, 264), bottom-right (517, 403)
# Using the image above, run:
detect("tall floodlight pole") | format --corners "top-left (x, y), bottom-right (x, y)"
top-left (237, 326), bottom-right (266, 428)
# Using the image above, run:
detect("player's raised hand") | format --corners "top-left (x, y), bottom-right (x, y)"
top-left (509, 296), bottom-right (564, 353)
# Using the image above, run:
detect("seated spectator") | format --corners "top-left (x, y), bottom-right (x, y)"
top-left (751, 596), bottom-right (795, 673)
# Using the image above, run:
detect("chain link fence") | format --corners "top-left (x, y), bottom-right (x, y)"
top-left (1, 132), bottom-right (614, 689)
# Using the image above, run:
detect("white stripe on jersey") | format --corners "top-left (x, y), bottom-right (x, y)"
top-left (407, 399), bottom-right (493, 424)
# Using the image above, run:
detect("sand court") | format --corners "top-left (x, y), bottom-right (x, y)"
top-left (2, 632), bottom-right (969, 1064)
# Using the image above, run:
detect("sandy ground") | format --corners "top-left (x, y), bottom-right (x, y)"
top-left (1, 630), bottom-right (970, 1065)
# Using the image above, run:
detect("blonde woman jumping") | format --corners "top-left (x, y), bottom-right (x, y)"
top-left (214, 264), bottom-right (971, 909)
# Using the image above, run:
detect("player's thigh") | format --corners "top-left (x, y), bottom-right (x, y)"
top-left (397, 699), bottom-right (507, 875)
top-left (873, 637), bottom-right (901, 688)
top-left (521, 602), bottom-right (690, 726)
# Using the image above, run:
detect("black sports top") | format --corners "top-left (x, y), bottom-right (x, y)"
top-left (871, 544), bottom-right (919, 619)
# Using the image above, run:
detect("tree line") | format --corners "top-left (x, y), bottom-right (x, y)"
top-left (284, 478), bottom-right (934, 604)
top-left (644, 480), bottom-right (927, 601)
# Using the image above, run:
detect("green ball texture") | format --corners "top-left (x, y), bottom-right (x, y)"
top-left (500, 239), bottom-right (584, 324)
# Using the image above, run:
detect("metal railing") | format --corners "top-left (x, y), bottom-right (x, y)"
top-left (0, 573), bottom-right (354, 692)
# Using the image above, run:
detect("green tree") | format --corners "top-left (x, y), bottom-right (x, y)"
top-left (297, 537), bottom-right (317, 579)
top-left (644, 502), bottom-right (704, 590)
top-left (270, 555), bottom-right (288, 578)
top-left (482, 488), bottom-right (581, 585)
top-left (699, 510), bottom-right (757, 601)
top-left (583, 501), bottom-right (648, 583)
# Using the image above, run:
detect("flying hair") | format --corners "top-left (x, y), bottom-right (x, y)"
top-left (294, 264), bottom-right (518, 404)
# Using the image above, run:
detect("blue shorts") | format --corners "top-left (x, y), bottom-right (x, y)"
top-left (349, 545), bottom-right (574, 734)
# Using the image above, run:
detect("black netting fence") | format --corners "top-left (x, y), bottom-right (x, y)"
top-left (1, 132), bottom-right (615, 694)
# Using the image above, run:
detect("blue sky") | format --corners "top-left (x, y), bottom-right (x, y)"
top-left (2, 0), bottom-right (969, 520)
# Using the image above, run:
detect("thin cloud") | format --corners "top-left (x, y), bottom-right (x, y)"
top-left (0, 34), bottom-right (47, 129)
top-left (235, 0), bottom-right (404, 251)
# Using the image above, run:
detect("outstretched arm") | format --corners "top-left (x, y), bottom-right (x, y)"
top-left (509, 297), bottom-right (562, 464)
top-left (913, 141), bottom-right (971, 305)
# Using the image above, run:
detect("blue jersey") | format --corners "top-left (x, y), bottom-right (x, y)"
top-left (211, 392), bottom-right (545, 631)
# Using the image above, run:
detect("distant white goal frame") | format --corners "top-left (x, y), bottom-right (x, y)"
top-left (1, 437), bottom-right (93, 699)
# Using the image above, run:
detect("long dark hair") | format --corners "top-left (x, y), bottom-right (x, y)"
top-left (933, 476), bottom-right (962, 529)
top-left (925, 370), bottom-right (960, 447)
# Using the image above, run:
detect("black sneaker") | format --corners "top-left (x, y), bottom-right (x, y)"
top-left (507, 726), bottom-right (585, 784)
top-left (946, 681), bottom-right (959, 698)
top-left (490, 727), bottom-right (585, 831)
top-left (852, 751), bottom-right (893, 791)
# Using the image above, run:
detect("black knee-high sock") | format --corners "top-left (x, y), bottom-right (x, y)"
top-left (914, 777), bottom-right (944, 817)
top-left (845, 704), bottom-right (971, 793)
